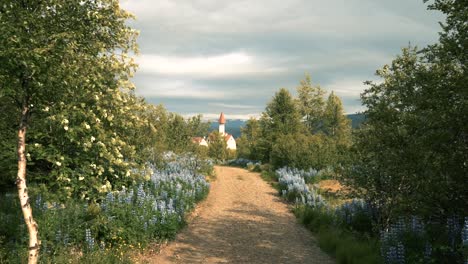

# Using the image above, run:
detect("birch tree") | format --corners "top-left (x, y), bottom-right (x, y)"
top-left (0, 1), bottom-right (137, 262)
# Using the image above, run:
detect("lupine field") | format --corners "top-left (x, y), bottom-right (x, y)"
top-left (0, 153), bottom-right (212, 263)
top-left (274, 166), bottom-right (468, 264)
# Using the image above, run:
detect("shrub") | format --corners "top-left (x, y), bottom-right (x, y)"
top-left (0, 153), bottom-right (211, 263)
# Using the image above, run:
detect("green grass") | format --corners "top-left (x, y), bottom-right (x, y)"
top-left (260, 170), bottom-right (280, 191)
top-left (295, 206), bottom-right (381, 264)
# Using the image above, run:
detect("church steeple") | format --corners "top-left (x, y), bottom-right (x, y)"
top-left (218, 112), bottom-right (226, 135)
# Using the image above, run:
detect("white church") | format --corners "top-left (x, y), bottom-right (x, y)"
top-left (217, 112), bottom-right (237, 150)
top-left (192, 112), bottom-right (237, 150)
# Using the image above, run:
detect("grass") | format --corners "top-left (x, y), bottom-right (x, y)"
top-left (318, 227), bottom-right (380, 264)
top-left (295, 206), bottom-right (381, 264)
top-left (260, 170), bottom-right (280, 191)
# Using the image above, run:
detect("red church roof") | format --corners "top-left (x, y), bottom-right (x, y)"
top-left (219, 112), bottom-right (226, 124)
top-left (224, 134), bottom-right (233, 141)
top-left (192, 137), bottom-right (204, 144)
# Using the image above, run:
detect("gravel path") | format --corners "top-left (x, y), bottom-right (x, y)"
top-left (152, 166), bottom-right (334, 264)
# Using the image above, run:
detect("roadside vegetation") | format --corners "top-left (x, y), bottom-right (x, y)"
top-left (0, 0), bottom-right (466, 263)
top-left (0, 1), bottom-right (214, 263)
top-left (236, 1), bottom-right (467, 263)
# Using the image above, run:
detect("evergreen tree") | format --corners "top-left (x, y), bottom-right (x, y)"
top-left (258, 88), bottom-right (303, 163)
top-left (323, 92), bottom-right (351, 146)
top-left (208, 131), bottom-right (227, 161)
top-left (296, 74), bottom-right (326, 132)
top-left (237, 118), bottom-right (262, 160)
top-left (262, 88), bottom-right (303, 136)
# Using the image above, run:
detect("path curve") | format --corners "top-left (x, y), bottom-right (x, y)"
top-left (152, 166), bottom-right (334, 264)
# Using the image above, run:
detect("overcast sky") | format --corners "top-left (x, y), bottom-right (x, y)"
top-left (120, 0), bottom-right (443, 120)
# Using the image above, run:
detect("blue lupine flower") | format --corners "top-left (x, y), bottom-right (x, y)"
top-left (55, 230), bottom-right (62, 243)
top-left (63, 233), bottom-right (69, 246)
top-left (447, 215), bottom-right (461, 249)
top-left (462, 217), bottom-right (468, 246)
top-left (424, 243), bottom-right (432, 261)
top-left (85, 229), bottom-right (94, 251)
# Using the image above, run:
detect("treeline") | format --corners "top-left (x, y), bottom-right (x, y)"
top-left (237, 74), bottom-right (351, 171)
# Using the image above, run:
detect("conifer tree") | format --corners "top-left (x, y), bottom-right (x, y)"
top-left (323, 92), bottom-right (351, 146)
top-left (296, 74), bottom-right (326, 132)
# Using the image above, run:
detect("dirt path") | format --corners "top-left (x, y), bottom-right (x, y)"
top-left (151, 166), bottom-right (334, 264)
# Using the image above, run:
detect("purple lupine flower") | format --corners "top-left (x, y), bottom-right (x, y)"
top-left (462, 217), bottom-right (468, 246)
top-left (85, 229), bottom-right (94, 250)
top-left (396, 242), bottom-right (405, 264)
top-left (424, 243), bottom-right (432, 262)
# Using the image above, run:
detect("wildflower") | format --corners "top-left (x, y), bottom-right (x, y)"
top-left (55, 161), bottom-right (62, 167)
top-left (85, 229), bottom-right (94, 250)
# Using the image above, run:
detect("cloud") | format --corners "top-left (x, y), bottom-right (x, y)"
top-left (183, 112), bottom-right (261, 121)
top-left (136, 52), bottom-right (286, 78)
top-left (134, 79), bottom-right (231, 99)
top-left (121, 0), bottom-right (443, 115)
top-left (208, 103), bottom-right (257, 110)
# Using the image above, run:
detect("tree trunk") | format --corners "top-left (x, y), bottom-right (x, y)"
top-left (16, 106), bottom-right (40, 264)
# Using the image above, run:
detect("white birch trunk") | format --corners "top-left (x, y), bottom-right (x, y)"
top-left (16, 106), bottom-right (40, 264)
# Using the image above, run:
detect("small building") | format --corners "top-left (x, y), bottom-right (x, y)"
top-left (218, 112), bottom-right (236, 150)
top-left (191, 137), bottom-right (208, 147)
top-left (193, 112), bottom-right (237, 150)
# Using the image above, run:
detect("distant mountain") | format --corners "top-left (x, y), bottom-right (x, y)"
top-left (208, 114), bottom-right (366, 138)
top-left (347, 113), bottom-right (366, 129)
top-left (209, 119), bottom-right (245, 138)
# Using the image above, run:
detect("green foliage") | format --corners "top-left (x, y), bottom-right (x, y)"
top-left (0, 153), bottom-right (212, 263)
top-left (349, 44), bottom-right (466, 225)
top-left (256, 88), bottom-right (304, 164)
top-left (270, 133), bottom-right (330, 170)
top-left (236, 118), bottom-right (263, 161)
top-left (323, 92), bottom-right (352, 147)
top-left (295, 206), bottom-right (381, 264)
top-left (296, 74), bottom-right (326, 132)
top-left (0, 0), bottom-right (143, 201)
top-left (208, 131), bottom-right (228, 162)
top-left (137, 105), bottom-right (210, 165)
top-left (262, 88), bottom-right (303, 136)
top-left (238, 79), bottom-right (351, 171)
top-left (344, 4), bottom-right (467, 263)
top-left (0, 98), bottom-right (16, 188)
